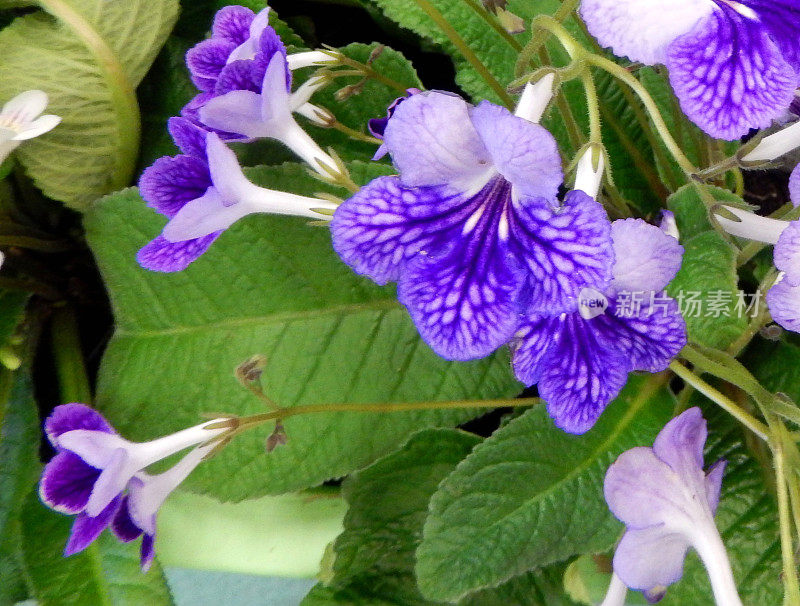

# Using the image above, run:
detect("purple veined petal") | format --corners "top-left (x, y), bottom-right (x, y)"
top-left (397, 181), bottom-right (527, 361)
top-left (509, 313), bottom-right (561, 385)
top-left (198, 90), bottom-right (263, 139)
top-left (137, 233), bottom-right (221, 273)
top-left (215, 59), bottom-right (262, 96)
top-left (651, 407), bottom-right (707, 481)
top-left (138, 155), bottom-right (211, 219)
top-left (667, 8), bottom-right (798, 140)
top-left (257, 27), bottom-right (291, 91)
top-left (532, 313), bottom-right (630, 434)
top-left (739, 0), bottom-right (800, 74)
top-left (609, 218), bottom-right (684, 293)
top-left (790, 163), bottom-right (800, 208)
top-left (330, 176), bottom-right (479, 285)
top-left (469, 100), bottom-right (563, 200)
top-left (181, 92), bottom-right (216, 124)
top-left (383, 91), bottom-right (493, 189)
top-left (40, 451), bottom-right (100, 514)
top-left (509, 190), bottom-right (614, 314)
top-left (705, 459), bottom-right (727, 515)
top-left (64, 495), bottom-right (121, 556)
top-left (594, 293), bottom-right (687, 373)
top-left (111, 495), bottom-right (144, 543)
top-left (766, 278), bottom-right (800, 332)
top-left (140, 533), bottom-right (156, 572)
top-left (613, 526), bottom-right (690, 593)
top-left (186, 39), bottom-right (238, 92)
top-left (604, 446), bottom-right (690, 529)
top-left (579, 0), bottom-right (713, 64)
top-left (212, 5), bottom-right (256, 45)
top-left (167, 117), bottom-right (208, 159)
top-left (775, 220), bottom-right (800, 286)
top-left (45, 403), bottom-right (115, 447)
top-left (226, 7), bottom-right (271, 64)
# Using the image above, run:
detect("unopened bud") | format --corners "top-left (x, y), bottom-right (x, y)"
top-left (236, 354), bottom-right (267, 384)
top-left (367, 45), bottom-right (385, 65)
top-left (496, 8), bottom-right (524, 34)
top-left (335, 80), bottom-right (367, 102)
top-left (266, 422), bottom-right (288, 452)
top-left (481, 0), bottom-right (507, 12)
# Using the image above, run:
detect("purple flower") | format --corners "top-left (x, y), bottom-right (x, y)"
top-left (511, 217), bottom-right (686, 433)
top-left (39, 404), bottom-right (227, 566)
top-left (580, 0), bottom-right (800, 140)
top-left (137, 132), bottom-right (338, 272)
top-left (603, 408), bottom-right (741, 604)
top-left (330, 90), bottom-right (615, 361)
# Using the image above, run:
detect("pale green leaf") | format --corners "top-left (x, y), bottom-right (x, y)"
top-left (0, 0), bottom-right (179, 209)
top-left (85, 163), bottom-right (521, 501)
top-left (415, 375), bottom-right (674, 602)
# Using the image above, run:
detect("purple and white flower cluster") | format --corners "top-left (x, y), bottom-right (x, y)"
top-left (331, 89), bottom-right (687, 433)
top-left (580, 0), bottom-right (800, 141)
top-left (137, 5), bottom-right (337, 272)
top-left (39, 404), bottom-right (227, 570)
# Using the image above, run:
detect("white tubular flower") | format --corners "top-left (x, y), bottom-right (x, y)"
top-left (514, 73), bottom-right (556, 124)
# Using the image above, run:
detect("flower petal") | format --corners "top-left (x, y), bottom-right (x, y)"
top-left (186, 39), bottom-right (238, 92)
top-left (383, 91), bottom-right (492, 189)
top-left (140, 533), bottom-right (156, 572)
top-left (167, 117), bottom-right (208, 159)
top-left (470, 101), bottom-right (562, 200)
top-left (138, 155), bottom-right (211, 218)
top-left (510, 314), bottom-right (561, 385)
top-left (766, 278), bottom-right (800, 332)
top-left (604, 446), bottom-right (690, 529)
top-left (667, 9), bottom-right (797, 140)
top-left (510, 190), bottom-right (614, 313)
top-left (790, 163), bottom-right (800, 208)
top-left (211, 5), bottom-right (255, 44)
top-left (162, 189), bottom-right (242, 242)
top-left (610, 218), bottom-right (684, 293)
top-left (198, 90), bottom-right (263, 138)
top-left (613, 526), bottom-right (690, 592)
top-left (40, 452), bottom-right (100, 514)
top-left (215, 59), bottom-right (261, 95)
top-left (64, 495), bottom-right (121, 556)
top-left (398, 198), bottom-right (525, 361)
top-left (330, 176), bottom-right (477, 285)
top-left (111, 495), bottom-right (144, 543)
top-left (742, 0), bottom-right (800, 73)
top-left (1, 90), bottom-right (48, 123)
top-left (12, 114), bottom-right (60, 140)
top-left (652, 407), bottom-right (706, 477)
top-left (137, 233), bottom-right (221, 273)
top-left (705, 459), bottom-right (727, 515)
top-left (85, 448), bottom-right (129, 517)
top-left (596, 294), bottom-right (687, 373)
top-left (45, 403), bottom-right (115, 446)
top-left (775, 220), bottom-right (800, 286)
top-left (533, 313), bottom-right (630, 434)
top-left (579, 0), bottom-right (712, 64)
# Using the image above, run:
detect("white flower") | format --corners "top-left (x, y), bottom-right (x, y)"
top-left (0, 90), bottom-right (61, 165)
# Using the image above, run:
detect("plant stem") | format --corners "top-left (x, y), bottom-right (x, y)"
top-left (669, 360), bottom-right (770, 441)
top-left (412, 0), bottom-right (514, 107)
top-left (51, 305), bottom-right (92, 403)
top-left (776, 442), bottom-right (800, 605)
top-left (515, 0), bottom-right (581, 76)
top-left (233, 396), bottom-right (540, 433)
top-left (461, 0), bottom-right (523, 51)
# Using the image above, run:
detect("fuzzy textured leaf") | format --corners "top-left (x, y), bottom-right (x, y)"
top-left (0, 0), bottom-right (179, 209)
top-left (415, 375), bottom-right (674, 602)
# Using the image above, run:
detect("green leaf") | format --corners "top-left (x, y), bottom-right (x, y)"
top-left (666, 231), bottom-right (748, 349)
top-left (0, 0), bottom-right (179, 209)
top-left (0, 367), bottom-right (39, 606)
top-left (304, 428), bottom-right (577, 606)
top-left (85, 163), bottom-right (521, 501)
top-left (0, 290), bottom-right (28, 350)
top-left (19, 493), bottom-right (174, 605)
top-left (415, 375), bottom-right (674, 603)
top-left (322, 428), bottom-right (480, 604)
